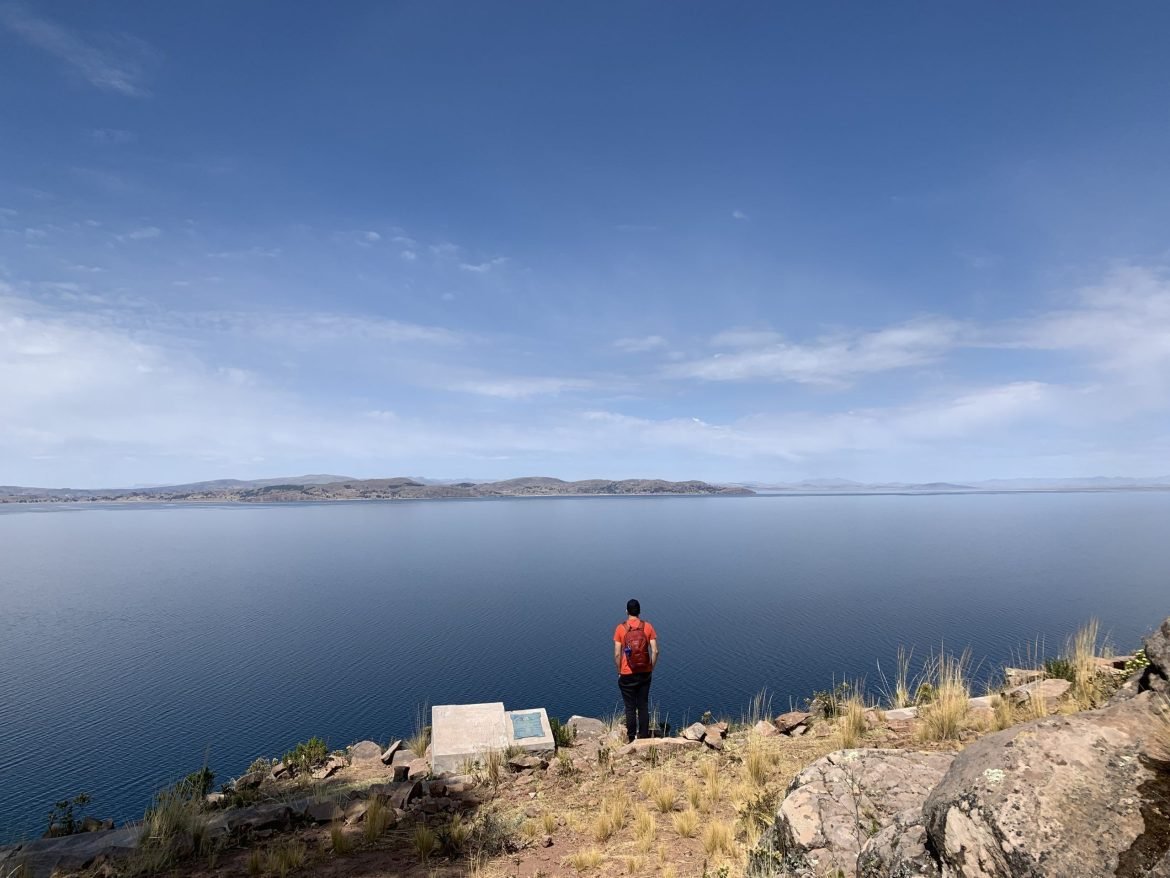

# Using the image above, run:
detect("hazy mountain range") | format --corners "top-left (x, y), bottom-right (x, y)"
top-left (730, 476), bottom-right (1170, 493)
top-left (0, 476), bottom-right (751, 503)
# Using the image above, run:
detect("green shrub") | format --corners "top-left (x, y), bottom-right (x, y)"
top-left (283, 737), bottom-right (328, 774)
top-left (1043, 657), bottom-right (1076, 682)
top-left (44, 793), bottom-right (91, 837)
top-left (808, 680), bottom-right (851, 718)
top-left (549, 716), bottom-right (576, 748)
top-left (1125, 648), bottom-right (1150, 675)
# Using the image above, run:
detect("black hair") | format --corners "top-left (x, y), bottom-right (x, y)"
top-left (626, 598), bottom-right (641, 617)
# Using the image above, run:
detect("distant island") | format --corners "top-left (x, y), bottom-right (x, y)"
top-left (0, 476), bottom-right (754, 504)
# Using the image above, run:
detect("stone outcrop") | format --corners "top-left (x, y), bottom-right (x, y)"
top-left (922, 691), bottom-right (1170, 877)
top-left (752, 614), bottom-right (1170, 878)
top-left (749, 749), bottom-right (955, 877)
top-left (1007, 677), bottom-right (1071, 712)
top-left (0, 826), bottom-right (141, 878)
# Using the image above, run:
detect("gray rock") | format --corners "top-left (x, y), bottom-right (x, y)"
top-left (0, 825), bottom-right (141, 878)
top-left (407, 757), bottom-right (430, 781)
top-left (380, 739), bottom-right (403, 764)
top-left (311, 755), bottom-right (345, 780)
top-left (234, 770), bottom-right (266, 790)
top-left (617, 737), bottom-right (701, 758)
top-left (1007, 677), bottom-right (1071, 711)
top-left (392, 763), bottom-right (410, 782)
top-left (566, 716), bottom-right (608, 738)
top-left (682, 721), bottom-right (707, 741)
top-left (390, 780), bottom-right (422, 809)
top-left (1141, 616), bottom-right (1170, 694)
top-left (857, 809), bottom-right (942, 878)
top-left (508, 755), bottom-right (549, 772)
top-left (344, 800), bottom-right (370, 825)
top-left (923, 691), bottom-right (1170, 878)
top-left (306, 799), bottom-right (345, 823)
top-left (750, 749), bottom-right (954, 878)
top-left (349, 740), bottom-right (383, 763)
top-left (703, 726), bottom-right (725, 750)
top-left (237, 802), bottom-right (293, 832)
top-left (390, 748), bottom-right (420, 766)
top-left (754, 720), bottom-right (779, 738)
top-left (775, 711), bottom-right (811, 733)
top-left (883, 706), bottom-right (918, 721)
top-left (1003, 667), bottom-right (1043, 688)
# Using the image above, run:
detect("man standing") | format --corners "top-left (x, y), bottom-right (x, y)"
top-left (614, 598), bottom-right (658, 742)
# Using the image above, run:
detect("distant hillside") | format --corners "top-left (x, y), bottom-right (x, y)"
top-left (0, 476), bottom-right (752, 503)
top-left (732, 476), bottom-right (1170, 494)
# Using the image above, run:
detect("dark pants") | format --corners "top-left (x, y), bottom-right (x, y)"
top-left (619, 672), bottom-right (653, 742)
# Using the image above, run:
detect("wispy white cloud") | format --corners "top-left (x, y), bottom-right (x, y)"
top-left (459, 256), bottom-right (508, 273)
top-left (117, 225), bottom-right (161, 241)
top-left (447, 376), bottom-right (593, 399)
top-left (613, 335), bottom-right (668, 353)
top-left (732, 209), bottom-right (749, 221)
top-left (668, 318), bottom-right (962, 386)
top-left (1, 4), bottom-right (155, 97)
top-left (87, 128), bottom-right (136, 146)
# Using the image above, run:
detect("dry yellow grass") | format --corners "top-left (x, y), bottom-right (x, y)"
top-left (328, 821), bottom-right (353, 856)
top-left (1070, 618), bottom-right (1102, 708)
top-left (634, 806), bottom-right (656, 851)
top-left (918, 649), bottom-right (971, 742)
top-left (701, 820), bottom-right (735, 857)
top-left (660, 866), bottom-right (677, 878)
top-left (521, 818), bottom-right (542, 842)
top-left (671, 807), bottom-right (699, 838)
top-left (411, 823), bottom-right (438, 863)
top-left (745, 738), bottom-right (772, 785)
top-left (991, 693), bottom-right (1016, 731)
top-left (568, 847), bottom-right (604, 872)
top-left (541, 812), bottom-right (558, 834)
top-left (838, 692), bottom-right (867, 748)
top-left (685, 779), bottom-right (704, 810)
top-left (652, 784), bottom-right (678, 813)
top-left (363, 799), bottom-right (391, 842)
top-left (638, 770), bottom-right (663, 798)
top-left (624, 855), bottom-right (643, 874)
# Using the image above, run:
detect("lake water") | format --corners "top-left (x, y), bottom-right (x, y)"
top-left (2, 492), bottom-right (1169, 842)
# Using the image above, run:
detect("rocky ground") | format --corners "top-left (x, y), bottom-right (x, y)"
top-left (3, 617), bottom-right (1168, 878)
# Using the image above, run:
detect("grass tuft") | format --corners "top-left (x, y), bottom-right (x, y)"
top-left (838, 690), bottom-right (867, 748)
top-left (541, 812), bottom-right (558, 834)
top-left (363, 798), bottom-right (392, 842)
top-left (701, 819), bottom-right (735, 857)
top-left (638, 770), bottom-right (663, 798)
top-left (264, 838), bottom-right (306, 878)
top-left (1070, 618), bottom-right (1102, 709)
top-left (568, 847), bottom-right (604, 872)
top-left (671, 807), bottom-right (699, 838)
top-left (634, 806), bottom-right (656, 851)
top-left (917, 648), bottom-right (971, 742)
top-left (652, 784), bottom-right (678, 813)
top-left (329, 821), bottom-right (354, 856)
top-left (413, 823), bottom-right (438, 863)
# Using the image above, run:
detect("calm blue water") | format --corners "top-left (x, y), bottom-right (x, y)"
top-left (2, 492), bottom-right (1168, 842)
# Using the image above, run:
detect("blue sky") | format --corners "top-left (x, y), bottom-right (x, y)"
top-left (3, 2), bottom-right (1170, 487)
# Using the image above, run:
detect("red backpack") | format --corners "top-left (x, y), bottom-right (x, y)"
top-left (621, 620), bottom-right (653, 673)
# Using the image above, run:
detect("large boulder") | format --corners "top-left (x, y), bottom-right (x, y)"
top-left (1141, 616), bottom-right (1170, 695)
top-left (1007, 678), bottom-right (1071, 712)
top-left (857, 809), bottom-right (942, 878)
top-left (922, 690), bottom-right (1170, 877)
top-left (348, 740), bottom-right (383, 763)
top-left (0, 826), bottom-right (142, 878)
top-left (749, 749), bottom-right (955, 878)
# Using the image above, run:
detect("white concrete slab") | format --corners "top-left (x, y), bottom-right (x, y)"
top-left (505, 707), bottom-right (556, 756)
top-left (431, 702), bottom-right (509, 775)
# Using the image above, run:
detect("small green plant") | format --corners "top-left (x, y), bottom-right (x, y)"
top-left (808, 679), bottom-right (851, 718)
top-left (441, 813), bottom-right (470, 853)
top-left (557, 751), bottom-right (577, 776)
top-left (413, 823), bottom-right (438, 862)
top-left (45, 793), bottom-right (91, 837)
top-left (247, 757), bottom-right (271, 775)
top-left (408, 702), bottom-right (432, 757)
top-left (283, 737), bottom-right (328, 774)
top-left (363, 798), bottom-right (392, 842)
top-left (1125, 648), bottom-right (1150, 675)
top-left (1043, 657), bottom-right (1076, 682)
top-left (329, 820), bottom-right (354, 856)
top-left (265, 838), bottom-right (306, 878)
top-left (549, 716), bottom-right (576, 748)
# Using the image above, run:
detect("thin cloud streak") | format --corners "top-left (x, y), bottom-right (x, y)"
top-left (1, 3), bottom-right (154, 97)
